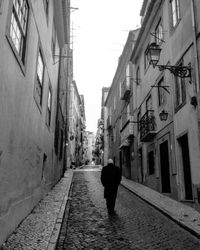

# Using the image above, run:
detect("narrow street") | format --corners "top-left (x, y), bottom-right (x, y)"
top-left (56, 165), bottom-right (200, 250)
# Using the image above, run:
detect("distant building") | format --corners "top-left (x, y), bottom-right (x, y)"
top-left (105, 29), bottom-right (139, 174)
top-left (86, 131), bottom-right (95, 162)
top-left (68, 80), bottom-right (85, 168)
top-left (94, 87), bottom-right (110, 166)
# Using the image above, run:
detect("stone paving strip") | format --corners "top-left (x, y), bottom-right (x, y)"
top-left (1, 171), bottom-right (73, 250)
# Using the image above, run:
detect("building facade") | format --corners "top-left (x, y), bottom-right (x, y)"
top-left (0, 0), bottom-right (70, 245)
top-left (85, 131), bottom-right (95, 163)
top-left (131, 0), bottom-right (200, 209)
top-left (94, 118), bottom-right (104, 165)
top-left (68, 80), bottom-right (85, 168)
top-left (105, 30), bottom-right (139, 176)
top-left (105, 0), bottom-right (200, 211)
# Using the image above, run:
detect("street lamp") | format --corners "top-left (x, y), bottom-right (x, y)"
top-left (146, 42), bottom-right (191, 78)
top-left (147, 43), bottom-right (162, 68)
top-left (159, 110), bottom-right (168, 121)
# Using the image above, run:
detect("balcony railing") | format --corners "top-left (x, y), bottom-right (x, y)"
top-left (121, 78), bottom-right (131, 100)
top-left (140, 110), bottom-right (156, 142)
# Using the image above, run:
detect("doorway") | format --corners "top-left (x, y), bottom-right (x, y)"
top-left (178, 134), bottom-right (193, 200)
top-left (160, 140), bottom-right (171, 193)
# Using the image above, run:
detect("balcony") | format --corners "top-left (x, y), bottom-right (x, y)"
top-left (140, 110), bottom-right (156, 142)
top-left (121, 78), bottom-right (131, 100)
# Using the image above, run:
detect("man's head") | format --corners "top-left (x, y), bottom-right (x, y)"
top-left (108, 158), bottom-right (114, 164)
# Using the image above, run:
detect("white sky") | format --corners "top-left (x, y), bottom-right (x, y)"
top-left (71, 0), bottom-right (143, 133)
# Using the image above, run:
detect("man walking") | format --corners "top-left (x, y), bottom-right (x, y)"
top-left (101, 158), bottom-right (122, 214)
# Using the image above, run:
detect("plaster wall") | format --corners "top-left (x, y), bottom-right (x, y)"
top-left (0, 0), bottom-right (61, 245)
top-left (167, 1), bottom-right (200, 187)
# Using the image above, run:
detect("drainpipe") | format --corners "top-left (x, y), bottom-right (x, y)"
top-left (191, 0), bottom-right (200, 93)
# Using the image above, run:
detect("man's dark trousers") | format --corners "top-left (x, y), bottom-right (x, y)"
top-left (106, 194), bottom-right (117, 214)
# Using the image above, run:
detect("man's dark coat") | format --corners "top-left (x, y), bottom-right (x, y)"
top-left (101, 163), bottom-right (122, 198)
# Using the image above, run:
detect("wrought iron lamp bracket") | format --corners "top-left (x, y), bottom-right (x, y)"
top-left (157, 65), bottom-right (191, 78)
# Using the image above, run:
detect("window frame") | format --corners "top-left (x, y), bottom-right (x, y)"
top-left (155, 19), bottom-right (164, 45)
top-left (6, 0), bottom-right (29, 72)
top-left (34, 47), bottom-right (45, 110)
top-left (46, 83), bottom-right (52, 127)
top-left (174, 61), bottom-right (186, 111)
top-left (119, 82), bottom-right (121, 99)
top-left (146, 95), bottom-right (152, 111)
top-left (144, 45), bottom-right (150, 71)
top-left (137, 110), bottom-right (141, 132)
top-left (0, 0), bottom-right (3, 14)
top-left (157, 77), bottom-right (166, 107)
top-left (136, 66), bottom-right (140, 85)
top-left (170, 0), bottom-right (181, 28)
top-left (43, 0), bottom-right (49, 22)
top-left (51, 20), bottom-right (56, 62)
top-left (113, 96), bottom-right (116, 110)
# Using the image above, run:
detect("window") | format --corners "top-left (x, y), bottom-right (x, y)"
top-left (127, 104), bottom-right (130, 120)
top-left (175, 74), bottom-right (186, 108)
top-left (114, 96), bottom-right (116, 110)
top-left (121, 104), bottom-right (130, 129)
top-left (174, 61), bottom-right (186, 108)
top-left (43, 0), bottom-right (49, 19)
top-left (0, 0), bottom-right (3, 14)
top-left (146, 95), bottom-right (152, 111)
top-left (171, 0), bottom-right (180, 27)
top-left (137, 110), bottom-right (141, 131)
top-left (46, 85), bottom-right (52, 126)
top-left (155, 19), bottom-right (163, 44)
top-left (54, 120), bottom-right (59, 155)
top-left (9, 0), bottom-right (29, 64)
top-left (51, 21), bottom-right (56, 62)
top-left (158, 77), bottom-right (166, 106)
top-left (35, 49), bottom-right (45, 107)
top-left (136, 66), bottom-right (140, 85)
top-left (144, 46), bottom-right (150, 70)
top-left (59, 130), bottom-right (64, 160)
top-left (113, 127), bottom-right (116, 142)
top-left (126, 63), bottom-right (131, 89)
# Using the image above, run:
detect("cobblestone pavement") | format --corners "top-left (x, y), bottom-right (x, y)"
top-left (1, 171), bottom-right (73, 250)
top-left (56, 170), bottom-right (200, 250)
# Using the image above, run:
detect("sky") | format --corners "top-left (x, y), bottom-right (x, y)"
top-left (71, 0), bottom-right (143, 133)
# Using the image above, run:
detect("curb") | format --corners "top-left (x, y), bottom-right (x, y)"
top-left (47, 171), bottom-right (74, 250)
